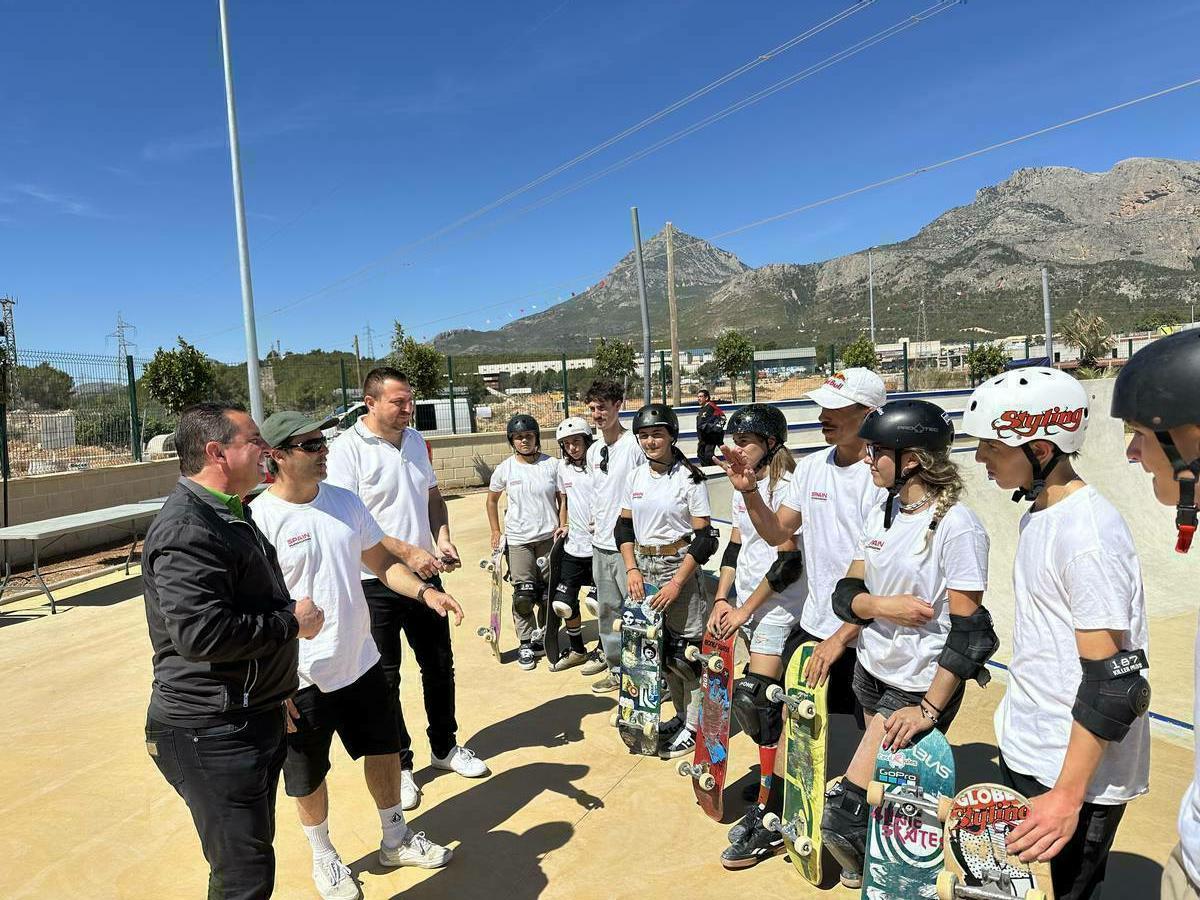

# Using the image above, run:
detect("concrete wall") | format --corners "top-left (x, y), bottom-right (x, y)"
top-left (427, 428), bottom-right (558, 490)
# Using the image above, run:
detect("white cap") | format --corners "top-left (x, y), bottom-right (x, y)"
top-left (806, 368), bottom-right (887, 410)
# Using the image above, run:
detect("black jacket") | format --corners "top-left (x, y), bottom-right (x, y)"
top-left (143, 477), bottom-right (298, 726)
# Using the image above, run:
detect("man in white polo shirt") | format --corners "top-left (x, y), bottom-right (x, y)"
top-left (327, 367), bottom-right (489, 812)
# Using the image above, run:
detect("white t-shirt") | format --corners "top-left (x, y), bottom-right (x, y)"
top-left (730, 474), bottom-right (806, 627)
top-left (783, 448), bottom-right (887, 640)
top-left (253, 483), bottom-right (385, 693)
top-left (557, 459), bottom-right (596, 559)
top-left (1181, 626), bottom-right (1200, 883)
top-left (855, 501), bottom-right (990, 692)
top-left (325, 421), bottom-right (437, 582)
top-left (588, 430), bottom-right (645, 552)
top-left (622, 462), bottom-right (711, 545)
top-left (489, 454), bottom-right (560, 544)
top-left (995, 486), bottom-right (1151, 805)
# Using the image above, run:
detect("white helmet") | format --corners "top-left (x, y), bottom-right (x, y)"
top-left (962, 366), bottom-right (1089, 452)
top-left (556, 416), bottom-right (593, 442)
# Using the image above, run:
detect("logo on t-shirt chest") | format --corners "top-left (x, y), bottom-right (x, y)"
top-left (509, 480), bottom-right (523, 487)
top-left (287, 532), bottom-right (312, 548)
top-left (631, 491), bottom-right (644, 500)
top-left (811, 491), bottom-right (829, 502)
top-left (563, 480), bottom-right (574, 489)
top-left (865, 537), bottom-right (885, 552)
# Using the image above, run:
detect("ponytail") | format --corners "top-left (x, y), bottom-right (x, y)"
top-left (672, 446), bottom-right (707, 484)
top-left (909, 447), bottom-right (965, 554)
top-left (765, 440), bottom-right (796, 503)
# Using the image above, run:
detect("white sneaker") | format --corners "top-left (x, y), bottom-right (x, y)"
top-left (379, 829), bottom-right (453, 869)
top-left (431, 745), bottom-right (490, 778)
top-left (313, 854), bottom-right (361, 900)
top-left (400, 769), bottom-right (421, 811)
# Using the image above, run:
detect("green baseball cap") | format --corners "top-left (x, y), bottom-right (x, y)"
top-left (260, 411), bottom-right (338, 449)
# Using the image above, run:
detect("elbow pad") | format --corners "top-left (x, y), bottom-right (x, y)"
top-left (720, 541), bottom-right (741, 570)
top-left (687, 526), bottom-right (720, 565)
top-left (614, 516), bottom-right (636, 548)
top-left (937, 606), bottom-right (1000, 687)
top-left (832, 576), bottom-right (872, 626)
top-left (765, 550), bottom-right (805, 594)
top-left (1072, 649), bottom-right (1151, 742)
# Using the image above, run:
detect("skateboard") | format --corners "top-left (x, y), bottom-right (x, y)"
top-left (537, 536), bottom-right (566, 665)
top-left (862, 728), bottom-right (956, 899)
top-left (676, 631), bottom-right (734, 820)
top-left (608, 584), bottom-right (663, 756)
top-left (477, 536), bottom-right (506, 662)
top-left (937, 784), bottom-right (1052, 900)
top-left (762, 641), bottom-right (828, 885)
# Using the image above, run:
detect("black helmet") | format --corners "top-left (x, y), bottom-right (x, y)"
top-left (859, 399), bottom-right (954, 452)
top-left (632, 403), bottom-right (679, 441)
top-left (1112, 329), bottom-right (1200, 430)
top-left (506, 413), bottom-right (541, 454)
top-left (727, 404), bottom-right (788, 468)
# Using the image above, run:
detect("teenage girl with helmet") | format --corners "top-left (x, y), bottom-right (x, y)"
top-left (550, 416), bottom-right (598, 672)
top-left (822, 399), bottom-right (992, 889)
top-left (707, 403), bottom-right (803, 869)
top-left (1109, 330), bottom-right (1200, 900)
top-left (615, 403), bottom-right (719, 759)
top-left (486, 414), bottom-right (561, 670)
top-left (963, 366), bottom-right (1151, 900)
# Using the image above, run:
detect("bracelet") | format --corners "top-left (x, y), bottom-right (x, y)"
top-left (737, 487), bottom-right (758, 495)
top-left (921, 694), bottom-right (945, 715)
top-left (626, 566), bottom-right (639, 574)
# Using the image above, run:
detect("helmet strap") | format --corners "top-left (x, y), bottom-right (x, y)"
top-left (512, 441), bottom-right (540, 460)
top-left (1156, 432), bottom-right (1199, 554)
top-left (883, 448), bottom-right (921, 529)
top-left (1011, 444), bottom-right (1065, 505)
top-left (753, 439), bottom-right (782, 473)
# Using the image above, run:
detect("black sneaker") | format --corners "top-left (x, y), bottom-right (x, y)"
top-left (657, 715), bottom-right (684, 736)
top-left (726, 803), bottom-right (765, 845)
top-left (720, 824), bottom-right (785, 870)
top-left (658, 725), bottom-right (696, 759)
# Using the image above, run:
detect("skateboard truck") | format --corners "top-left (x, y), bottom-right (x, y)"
top-left (935, 871), bottom-right (1047, 900)
top-left (609, 710), bottom-right (656, 739)
top-left (613, 619), bottom-right (658, 641)
top-left (684, 644), bottom-right (725, 673)
top-left (675, 760), bottom-right (717, 791)
top-left (867, 781), bottom-right (954, 822)
top-left (766, 683), bottom-right (816, 720)
top-left (762, 812), bottom-right (814, 856)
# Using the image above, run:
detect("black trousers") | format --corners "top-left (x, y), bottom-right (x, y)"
top-left (1000, 756), bottom-right (1128, 900)
top-left (697, 440), bottom-right (719, 466)
top-left (145, 707), bottom-right (287, 900)
top-left (362, 575), bottom-right (457, 768)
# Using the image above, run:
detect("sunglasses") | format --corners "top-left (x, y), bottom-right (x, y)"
top-left (284, 437), bottom-right (328, 453)
top-left (599, 444), bottom-right (609, 474)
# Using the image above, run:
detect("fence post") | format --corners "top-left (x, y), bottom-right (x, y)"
top-left (968, 339), bottom-right (975, 387)
top-left (447, 356), bottom-right (457, 435)
top-left (1025, 336), bottom-right (1031, 359)
top-left (902, 342), bottom-right (910, 392)
top-left (829, 345), bottom-right (836, 373)
top-left (561, 352), bottom-right (570, 418)
top-left (1127, 338), bottom-right (1133, 359)
top-left (126, 355), bottom-right (143, 462)
top-left (1, 363), bottom-right (9, 534)
top-left (659, 350), bottom-right (667, 404)
top-left (750, 360), bottom-right (757, 403)
top-left (339, 358), bottom-right (349, 411)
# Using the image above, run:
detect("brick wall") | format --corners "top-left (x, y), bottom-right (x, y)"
top-left (427, 428), bottom-right (557, 490)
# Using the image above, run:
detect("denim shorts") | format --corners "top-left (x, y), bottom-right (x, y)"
top-left (851, 660), bottom-right (963, 733)
top-left (740, 617), bottom-right (790, 656)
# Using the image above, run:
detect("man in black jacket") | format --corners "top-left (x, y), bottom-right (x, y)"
top-left (695, 388), bottom-right (726, 466)
top-left (142, 403), bottom-right (324, 900)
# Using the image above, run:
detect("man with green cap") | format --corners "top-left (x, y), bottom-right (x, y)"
top-left (253, 411), bottom-right (462, 900)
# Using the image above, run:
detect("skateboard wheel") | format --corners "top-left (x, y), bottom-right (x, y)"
top-left (611, 621), bottom-right (622, 634)
top-left (937, 794), bottom-right (954, 824)
top-left (642, 722), bottom-right (655, 739)
top-left (936, 869), bottom-right (958, 900)
top-left (676, 760), bottom-right (692, 778)
top-left (797, 699), bottom-right (816, 719)
top-left (707, 656), bottom-right (724, 673)
top-left (866, 780), bottom-right (886, 809)
top-left (699, 773), bottom-right (716, 791)
top-left (1023, 893), bottom-right (1047, 900)
top-left (765, 684), bottom-right (785, 704)
top-left (609, 712), bottom-right (619, 728)
top-left (684, 645), bottom-right (701, 662)
top-left (761, 812), bottom-right (781, 832)
top-left (794, 836), bottom-right (813, 856)
top-left (645, 625), bottom-right (658, 641)
top-left (476, 627), bottom-right (491, 639)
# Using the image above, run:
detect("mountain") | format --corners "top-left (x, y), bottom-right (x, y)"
top-left (434, 158), bottom-right (1200, 354)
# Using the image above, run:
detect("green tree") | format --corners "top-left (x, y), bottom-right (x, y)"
top-left (593, 338), bottom-right (637, 382)
top-left (15, 362), bottom-right (74, 409)
top-left (841, 335), bottom-right (878, 370)
top-left (389, 323), bottom-right (444, 399)
top-left (713, 330), bottom-right (754, 402)
top-left (143, 338), bottom-right (217, 414)
top-left (1061, 307), bottom-right (1113, 368)
top-left (966, 343), bottom-right (1009, 383)
top-left (696, 360), bottom-right (720, 385)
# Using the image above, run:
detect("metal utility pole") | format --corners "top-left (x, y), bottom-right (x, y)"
top-left (630, 207), bottom-right (652, 405)
top-left (867, 247), bottom-right (876, 343)
top-left (217, 0), bottom-right (264, 423)
top-left (364, 324), bottom-right (376, 360)
top-left (1041, 267), bottom-right (1054, 361)
top-left (665, 222), bottom-right (681, 406)
top-left (353, 335), bottom-right (363, 387)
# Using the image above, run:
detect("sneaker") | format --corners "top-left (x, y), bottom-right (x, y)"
top-left (400, 769), bottom-right (420, 811)
top-left (550, 649), bottom-right (588, 672)
top-left (530, 640), bottom-right (546, 658)
top-left (720, 823), bottom-right (785, 870)
top-left (518, 645), bottom-right (536, 670)
top-left (727, 802), bottom-right (766, 845)
top-left (660, 725), bottom-right (696, 759)
top-left (313, 854), bottom-right (361, 899)
top-left (591, 672), bottom-right (620, 693)
top-left (583, 588), bottom-right (599, 616)
top-left (551, 599), bottom-right (573, 618)
top-left (431, 746), bottom-right (489, 778)
top-left (657, 715), bottom-right (684, 736)
top-left (580, 649), bottom-right (608, 676)
top-left (379, 829), bottom-right (452, 869)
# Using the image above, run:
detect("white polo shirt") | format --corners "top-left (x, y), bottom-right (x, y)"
top-left (325, 420), bottom-right (437, 580)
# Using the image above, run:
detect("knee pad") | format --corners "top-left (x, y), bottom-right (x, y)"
top-left (513, 582), bottom-right (537, 617)
top-left (731, 673), bottom-right (784, 745)
top-left (552, 584), bottom-right (579, 619)
top-left (821, 781), bottom-right (868, 872)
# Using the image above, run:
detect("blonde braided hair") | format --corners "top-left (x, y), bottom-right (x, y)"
top-left (908, 446), bottom-right (965, 554)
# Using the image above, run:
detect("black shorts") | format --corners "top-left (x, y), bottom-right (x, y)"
top-left (553, 551), bottom-right (595, 616)
top-left (782, 624), bottom-right (865, 729)
top-left (851, 660), bottom-right (964, 733)
top-left (282, 662), bottom-right (401, 797)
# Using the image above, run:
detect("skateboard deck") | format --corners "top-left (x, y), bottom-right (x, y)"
top-left (538, 536), bottom-right (566, 665)
top-left (863, 728), bottom-right (956, 899)
top-left (937, 784), bottom-right (1052, 900)
top-left (763, 641), bottom-right (828, 885)
top-left (677, 630), bottom-right (734, 820)
top-left (476, 536), bottom-right (506, 662)
top-left (610, 585), bottom-right (663, 756)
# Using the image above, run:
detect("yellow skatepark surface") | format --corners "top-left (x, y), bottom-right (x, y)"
top-left (0, 491), bottom-right (1192, 899)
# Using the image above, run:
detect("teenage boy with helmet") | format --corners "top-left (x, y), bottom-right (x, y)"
top-left (1110, 333), bottom-right (1199, 900)
top-left (822, 399), bottom-right (992, 889)
top-left (486, 413), bottom-right (562, 670)
top-left (616, 403), bottom-right (718, 759)
top-left (707, 403), bottom-right (802, 868)
top-left (550, 416), bottom-right (597, 671)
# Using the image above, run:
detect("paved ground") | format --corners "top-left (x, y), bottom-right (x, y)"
top-left (0, 486), bottom-right (1191, 899)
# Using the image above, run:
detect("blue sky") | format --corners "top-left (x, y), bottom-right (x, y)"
top-left (4, 0), bottom-right (1200, 361)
